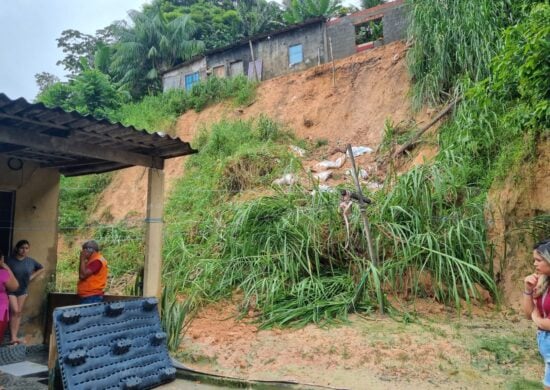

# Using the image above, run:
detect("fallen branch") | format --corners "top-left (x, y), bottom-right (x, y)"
top-left (393, 97), bottom-right (462, 158)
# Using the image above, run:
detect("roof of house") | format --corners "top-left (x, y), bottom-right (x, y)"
top-left (162, 17), bottom-right (325, 76)
top-left (0, 93), bottom-right (197, 177)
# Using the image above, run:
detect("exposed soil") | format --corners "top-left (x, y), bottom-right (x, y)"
top-left (178, 298), bottom-right (542, 389)
top-left (86, 41), bottom-right (549, 388)
top-left (93, 41), bottom-right (433, 222)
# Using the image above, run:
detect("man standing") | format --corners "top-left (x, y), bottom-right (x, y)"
top-left (77, 240), bottom-right (108, 304)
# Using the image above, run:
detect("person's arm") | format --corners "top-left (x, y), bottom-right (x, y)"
top-left (4, 267), bottom-right (19, 292)
top-left (532, 309), bottom-right (550, 330)
top-left (79, 249), bottom-right (90, 280)
top-left (0, 261), bottom-right (19, 292)
top-left (79, 252), bottom-right (102, 280)
top-left (30, 262), bottom-right (44, 281)
top-left (523, 273), bottom-right (538, 319)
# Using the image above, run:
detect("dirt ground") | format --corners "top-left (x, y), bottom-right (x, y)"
top-left (86, 41), bottom-right (549, 389)
top-left (177, 298), bottom-right (543, 389)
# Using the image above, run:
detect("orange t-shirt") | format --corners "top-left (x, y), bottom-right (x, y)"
top-left (77, 252), bottom-right (108, 297)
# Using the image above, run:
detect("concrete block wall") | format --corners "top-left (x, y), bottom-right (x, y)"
top-left (326, 18), bottom-right (357, 61)
top-left (383, 4), bottom-right (409, 43)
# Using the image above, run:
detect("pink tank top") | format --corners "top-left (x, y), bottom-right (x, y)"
top-left (0, 269), bottom-right (10, 321)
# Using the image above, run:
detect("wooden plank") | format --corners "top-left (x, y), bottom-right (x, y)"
top-left (0, 125), bottom-right (164, 169)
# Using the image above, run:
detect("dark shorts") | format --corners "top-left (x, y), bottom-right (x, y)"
top-left (79, 295), bottom-right (104, 304)
top-left (7, 290), bottom-right (28, 297)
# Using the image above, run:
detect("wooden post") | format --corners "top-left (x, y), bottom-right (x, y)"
top-left (143, 168), bottom-right (165, 298)
top-left (347, 144), bottom-right (383, 314)
top-left (248, 40), bottom-right (259, 82)
top-left (329, 37), bottom-right (336, 88)
top-left (346, 144), bottom-right (378, 266)
top-left (48, 330), bottom-right (58, 390)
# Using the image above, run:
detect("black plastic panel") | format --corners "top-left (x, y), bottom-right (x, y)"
top-left (53, 298), bottom-right (175, 390)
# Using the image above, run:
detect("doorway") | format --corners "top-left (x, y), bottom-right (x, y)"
top-left (0, 191), bottom-right (15, 256)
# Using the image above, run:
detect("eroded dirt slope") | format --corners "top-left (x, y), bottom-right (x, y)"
top-left (93, 41), bottom-right (431, 222)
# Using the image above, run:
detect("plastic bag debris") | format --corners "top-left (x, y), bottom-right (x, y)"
top-left (273, 173), bottom-right (297, 186)
top-left (345, 168), bottom-right (368, 180)
top-left (290, 145), bottom-right (306, 157)
top-left (310, 185), bottom-right (334, 196)
top-left (367, 182), bottom-right (383, 190)
top-left (315, 154), bottom-right (346, 170)
top-left (313, 170), bottom-right (332, 182)
top-left (347, 146), bottom-right (373, 157)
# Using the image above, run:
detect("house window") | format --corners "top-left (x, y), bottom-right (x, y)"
top-left (185, 72), bottom-right (200, 90)
top-left (289, 44), bottom-right (303, 65)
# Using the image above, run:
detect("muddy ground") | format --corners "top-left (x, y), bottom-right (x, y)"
top-left (178, 298), bottom-right (542, 389)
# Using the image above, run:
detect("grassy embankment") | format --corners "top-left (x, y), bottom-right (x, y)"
top-left (56, 1), bottom-right (549, 354)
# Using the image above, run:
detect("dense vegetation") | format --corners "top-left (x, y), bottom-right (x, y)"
top-left (53, 0), bottom-right (549, 350)
top-left (36, 0), bottom-right (359, 104)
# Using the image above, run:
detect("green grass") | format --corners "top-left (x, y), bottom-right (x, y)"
top-left (159, 114), bottom-right (499, 328)
top-left (58, 173), bottom-right (112, 233)
top-left (406, 0), bottom-right (528, 109)
top-left (110, 75), bottom-right (257, 133)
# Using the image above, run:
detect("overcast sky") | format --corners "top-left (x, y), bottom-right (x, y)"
top-left (0, 0), bottom-right (360, 102)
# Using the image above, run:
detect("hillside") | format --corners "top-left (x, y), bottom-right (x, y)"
top-left (93, 41), bottom-right (432, 222)
top-left (82, 40), bottom-right (550, 389)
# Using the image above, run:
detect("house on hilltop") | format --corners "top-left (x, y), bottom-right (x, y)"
top-left (162, 0), bottom-right (408, 92)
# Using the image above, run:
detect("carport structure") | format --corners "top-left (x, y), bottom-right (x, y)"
top-left (0, 93), bottom-right (196, 342)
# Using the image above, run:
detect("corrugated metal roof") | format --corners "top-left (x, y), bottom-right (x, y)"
top-left (0, 93), bottom-right (197, 177)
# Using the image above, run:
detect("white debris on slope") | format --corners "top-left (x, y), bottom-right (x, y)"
top-left (272, 173), bottom-right (297, 186)
top-left (314, 153), bottom-right (346, 171)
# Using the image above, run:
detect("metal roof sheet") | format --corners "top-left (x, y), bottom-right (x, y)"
top-left (0, 93), bottom-right (197, 176)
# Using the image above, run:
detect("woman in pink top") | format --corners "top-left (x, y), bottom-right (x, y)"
top-left (523, 239), bottom-right (550, 389)
top-left (0, 249), bottom-right (19, 345)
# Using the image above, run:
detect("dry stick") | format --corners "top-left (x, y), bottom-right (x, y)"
top-left (248, 40), bottom-right (259, 83)
top-left (329, 37), bottom-right (336, 88)
top-left (346, 144), bottom-right (383, 314)
top-left (393, 97), bottom-right (462, 158)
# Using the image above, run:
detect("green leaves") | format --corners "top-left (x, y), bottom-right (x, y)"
top-left (283, 0), bottom-right (343, 24)
top-left (110, 6), bottom-right (204, 98)
top-left (36, 69), bottom-right (124, 119)
top-left (407, 0), bottom-right (512, 109)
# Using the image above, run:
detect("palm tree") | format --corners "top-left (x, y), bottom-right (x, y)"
top-left (111, 4), bottom-right (204, 98)
top-left (235, 0), bottom-right (285, 38)
top-left (283, 0), bottom-right (342, 24)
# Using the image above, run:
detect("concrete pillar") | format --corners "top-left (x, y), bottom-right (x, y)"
top-left (143, 168), bottom-right (165, 298)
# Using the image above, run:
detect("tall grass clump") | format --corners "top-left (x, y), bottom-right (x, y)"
top-left (161, 117), bottom-right (379, 325)
top-left (375, 161), bottom-right (497, 307)
top-left (406, 0), bottom-right (525, 109)
top-left (160, 114), bottom-right (500, 327)
top-left (162, 117), bottom-right (298, 281)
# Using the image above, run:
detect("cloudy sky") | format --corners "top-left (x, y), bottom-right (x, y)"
top-left (0, 0), bottom-right (360, 101)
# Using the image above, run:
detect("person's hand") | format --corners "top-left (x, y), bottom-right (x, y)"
top-left (0, 256), bottom-right (7, 269)
top-left (524, 273), bottom-right (539, 293)
top-left (79, 249), bottom-right (88, 263)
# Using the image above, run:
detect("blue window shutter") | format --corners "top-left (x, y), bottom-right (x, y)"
top-left (289, 44), bottom-right (303, 65)
top-left (185, 72), bottom-right (200, 90)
